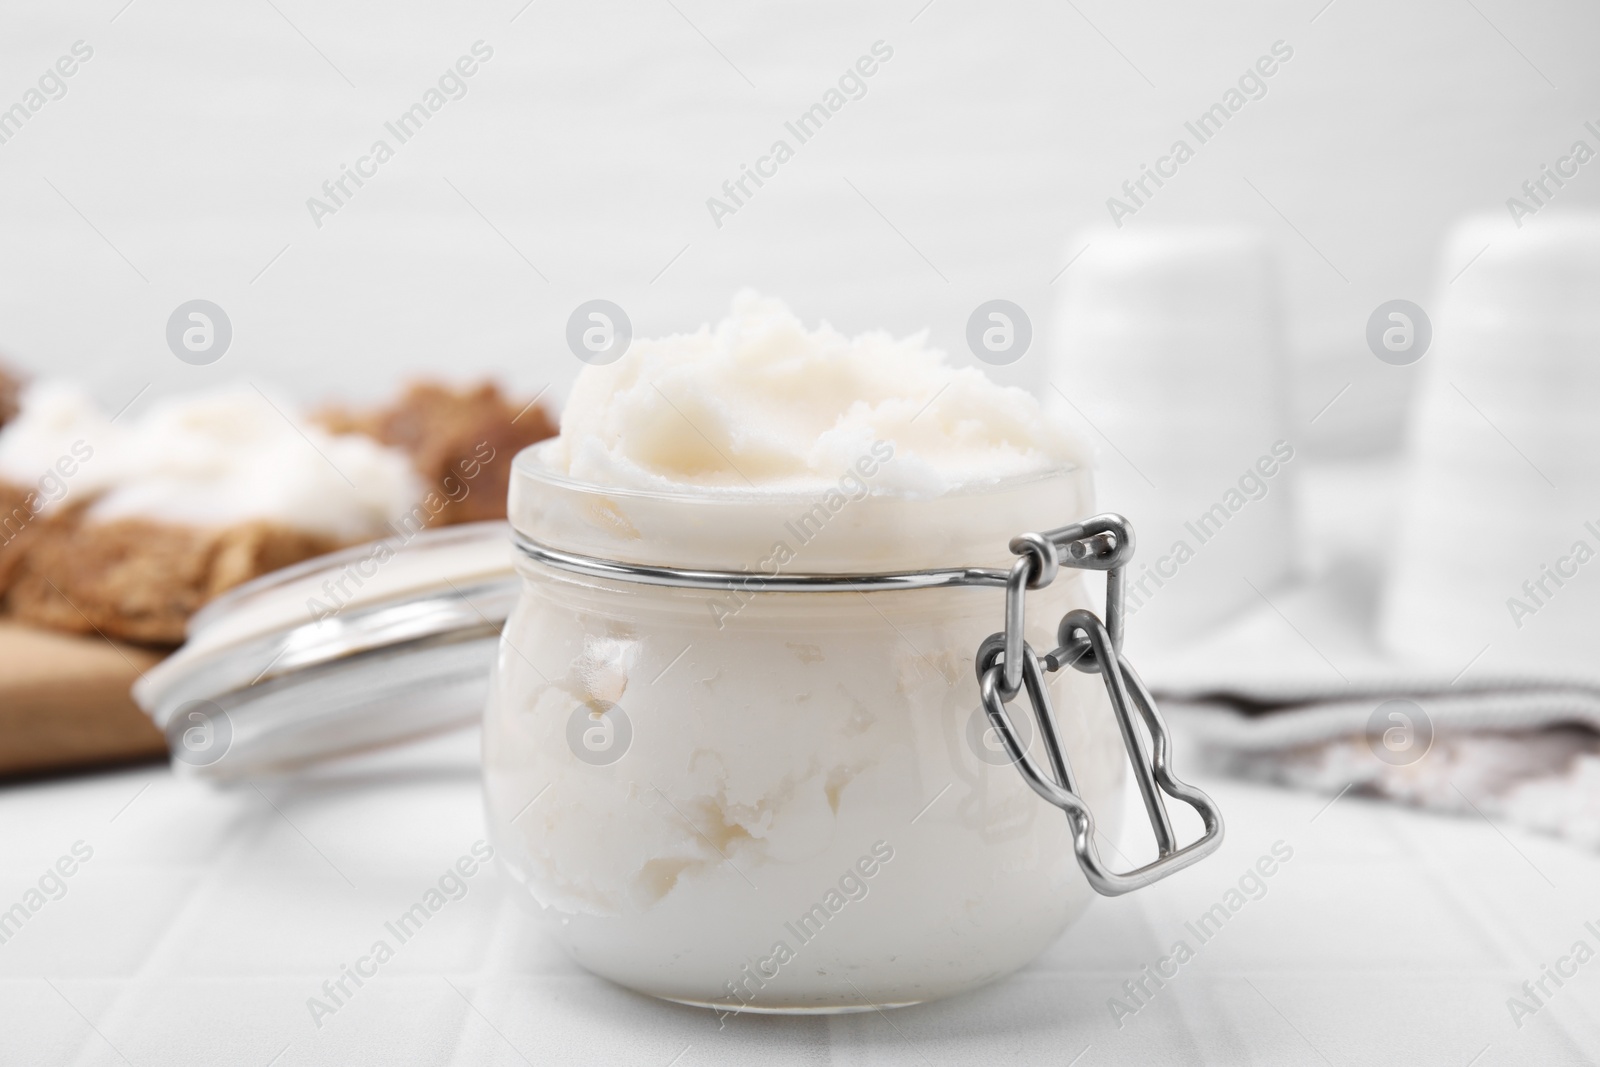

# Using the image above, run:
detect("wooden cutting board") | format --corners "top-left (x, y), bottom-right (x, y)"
top-left (0, 621), bottom-right (169, 778)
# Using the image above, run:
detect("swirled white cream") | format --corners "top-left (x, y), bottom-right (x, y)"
top-left (0, 382), bottom-right (423, 540)
top-left (92, 387), bottom-right (423, 541)
top-left (0, 382), bottom-right (127, 508)
top-left (557, 292), bottom-right (1084, 495)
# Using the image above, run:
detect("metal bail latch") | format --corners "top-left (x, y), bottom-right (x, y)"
top-left (974, 513), bottom-right (1224, 896)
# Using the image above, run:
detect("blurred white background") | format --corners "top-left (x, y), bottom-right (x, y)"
top-left (3, 0), bottom-right (1598, 463)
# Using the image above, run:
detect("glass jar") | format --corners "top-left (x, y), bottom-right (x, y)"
top-left (484, 442), bottom-right (1135, 1012)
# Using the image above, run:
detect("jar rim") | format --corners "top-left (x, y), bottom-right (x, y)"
top-left (511, 438), bottom-right (1081, 507)
top-left (508, 440), bottom-right (1093, 575)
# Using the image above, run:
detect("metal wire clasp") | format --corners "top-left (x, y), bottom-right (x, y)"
top-left (974, 514), bottom-right (1224, 896)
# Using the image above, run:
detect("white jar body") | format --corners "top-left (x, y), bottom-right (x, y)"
top-left (484, 561), bottom-right (1125, 1010)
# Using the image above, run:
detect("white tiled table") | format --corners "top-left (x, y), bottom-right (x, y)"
top-left (3, 728), bottom-right (1598, 1067)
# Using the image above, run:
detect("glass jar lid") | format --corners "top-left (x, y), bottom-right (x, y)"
top-left (133, 521), bottom-right (515, 779)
